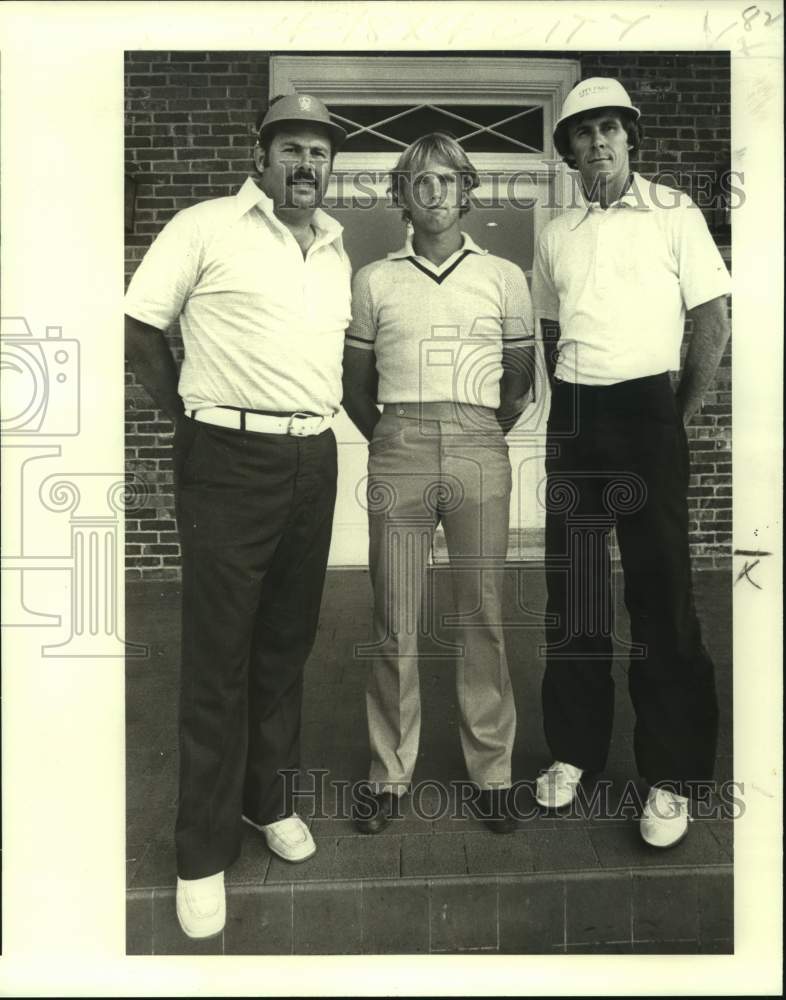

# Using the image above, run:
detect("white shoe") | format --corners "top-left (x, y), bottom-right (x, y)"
top-left (176, 871), bottom-right (225, 939)
top-left (243, 813), bottom-right (316, 863)
top-left (640, 787), bottom-right (691, 848)
top-left (535, 761), bottom-right (583, 809)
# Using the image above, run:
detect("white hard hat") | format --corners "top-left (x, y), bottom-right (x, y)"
top-left (554, 77), bottom-right (641, 141)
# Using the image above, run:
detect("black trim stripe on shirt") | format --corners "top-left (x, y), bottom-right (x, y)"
top-left (504, 334), bottom-right (536, 345)
top-left (346, 334), bottom-right (375, 347)
top-left (402, 249), bottom-right (472, 285)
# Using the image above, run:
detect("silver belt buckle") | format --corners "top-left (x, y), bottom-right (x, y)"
top-left (287, 412), bottom-right (312, 437)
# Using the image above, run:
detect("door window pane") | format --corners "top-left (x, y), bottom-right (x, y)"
top-left (333, 103), bottom-right (545, 154)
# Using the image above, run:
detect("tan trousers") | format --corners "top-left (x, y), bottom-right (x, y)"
top-left (364, 403), bottom-right (516, 794)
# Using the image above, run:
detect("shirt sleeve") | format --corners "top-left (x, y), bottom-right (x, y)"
top-left (124, 209), bottom-right (204, 331)
top-left (344, 265), bottom-right (377, 351)
top-left (500, 261), bottom-right (535, 350)
top-left (531, 228), bottom-right (560, 324)
top-left (674, 198), bottom-right (732, 310)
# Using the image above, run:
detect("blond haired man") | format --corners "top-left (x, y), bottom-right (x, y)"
top-left (343, 133), bottom-right (535, 834)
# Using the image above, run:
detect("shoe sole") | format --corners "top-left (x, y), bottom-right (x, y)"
top-left (266, 843), bottom-right (317, 863)
top-left (484, 821), bottom-right (518, 834)
top-left (177, 918), bottom-right (225, 940)
top-left (535, 768), bottom-right (597, 813)
top-left (534, 796), bottom-right (578, 812)
top-left (176, 905), bottom-right (225, 939)
top-left (242, 814), bottom-right (317, 863)
top-left (534, 789), bottom-right (581, 812)
top-left (641, 823), bottom-right (691, 849)
top-left (354, 818), bottom-right (392, 835)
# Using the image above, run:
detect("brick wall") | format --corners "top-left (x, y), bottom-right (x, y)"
top-left (125, 51), bottom-right (269, 580)
top-left (124, 50), bottom-right (731, 580)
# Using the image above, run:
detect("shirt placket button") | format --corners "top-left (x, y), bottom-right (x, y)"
top-left (595, 216), bottom-right (607, 296)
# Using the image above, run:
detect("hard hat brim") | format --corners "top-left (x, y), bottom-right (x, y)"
top-left (259, 117), bottom-right (347, 149)
top-left (553, 103), bottom-right (641, 141)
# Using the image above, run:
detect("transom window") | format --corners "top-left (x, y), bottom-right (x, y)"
top-left (269, 55), bottom-right (579, 166)
top-left (330, 103), bottom-right (545, 154)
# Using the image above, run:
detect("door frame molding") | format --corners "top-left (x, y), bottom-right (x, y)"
top-left (270, 54), bottom-right (580, 162)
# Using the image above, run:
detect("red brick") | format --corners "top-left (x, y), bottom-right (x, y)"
top-left (188, 111), bottom-right (233, 123)
top-left (167, 73), bottom-right (211, 87)
top-left (126, 533), bottom-right (152, 544)
top-left (168, 51), bottom-right (209, 61)
top-left (151, 112), bottom-right (190, 123)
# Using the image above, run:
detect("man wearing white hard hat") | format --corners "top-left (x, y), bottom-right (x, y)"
top-left (125, 94), bottom-right (351, 937)
top-left (532, 78), bottom-right (730, 847)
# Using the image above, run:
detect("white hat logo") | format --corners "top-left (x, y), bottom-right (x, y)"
top-left (298, 95), bottom-right (313, 111)
top-left (554, 77), bottom-right (641, 139)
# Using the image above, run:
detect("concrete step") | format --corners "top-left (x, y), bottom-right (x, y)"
top-left (127, 854), bottom-right (733, 955)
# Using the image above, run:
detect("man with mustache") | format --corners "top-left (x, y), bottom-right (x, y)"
top-left (532, 78), bottom-right (731, 847)
top-left (124, 94), bottom-right (350, 937)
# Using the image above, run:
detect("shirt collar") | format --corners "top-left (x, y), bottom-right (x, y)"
top-left (568, 172), bottom-right (653, 230)
top-left (234, 176), bottom-right (345, 247)
top-left (386, 230), bottom-right (488, 262)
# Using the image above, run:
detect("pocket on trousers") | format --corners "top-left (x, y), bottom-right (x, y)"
top-left (482, 436), bottom-right (513, 496)
top-left (368, 413), bottom-right (409, 457)
top-left (173, 418), bottom-right (201, 484)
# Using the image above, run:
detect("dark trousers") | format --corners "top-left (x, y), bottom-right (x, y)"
top-left (542, 373), bottom-right (718, 795)
top-left (173, 418), bottom-right (337, 879)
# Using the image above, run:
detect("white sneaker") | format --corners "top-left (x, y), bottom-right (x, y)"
top-left (176, 871), bottom-right (225, 939)
top-left (243, 813), bottom-right (316, 863)
top-left (535, 761), bottom-right (583, 809)
top-left (640, 787), bottom-right (691, 848)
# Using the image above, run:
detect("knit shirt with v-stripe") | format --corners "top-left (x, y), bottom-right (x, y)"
top-left (345, 233), bottom-right (533, 409)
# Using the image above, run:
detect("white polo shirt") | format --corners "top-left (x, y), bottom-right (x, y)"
top-left (124, 176), bottom-right (352, 414)
top-left (532, 172), bottom-right (731, 385)
top-left (346, 233), bottom-right (533, 408)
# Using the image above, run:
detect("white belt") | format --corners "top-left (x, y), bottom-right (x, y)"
top-left (186, 407), bottom-right (334, 437)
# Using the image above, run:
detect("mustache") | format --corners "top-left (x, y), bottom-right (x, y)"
top-left (289, 168), bottom-right (318, 184)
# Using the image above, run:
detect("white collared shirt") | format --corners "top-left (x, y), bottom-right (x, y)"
top-left (346, 232), bottom-right (533, 407)
top-left (124, 176), bottom-right (352, 414)
top-left (532, 172), bottom-right (731, 385)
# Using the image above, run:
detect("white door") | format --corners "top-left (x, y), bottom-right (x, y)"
top-left (269, 57), bottom-right (579, 564)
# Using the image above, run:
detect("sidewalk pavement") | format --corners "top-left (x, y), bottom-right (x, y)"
top-left (126, 567), bottom-right (733, 955)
